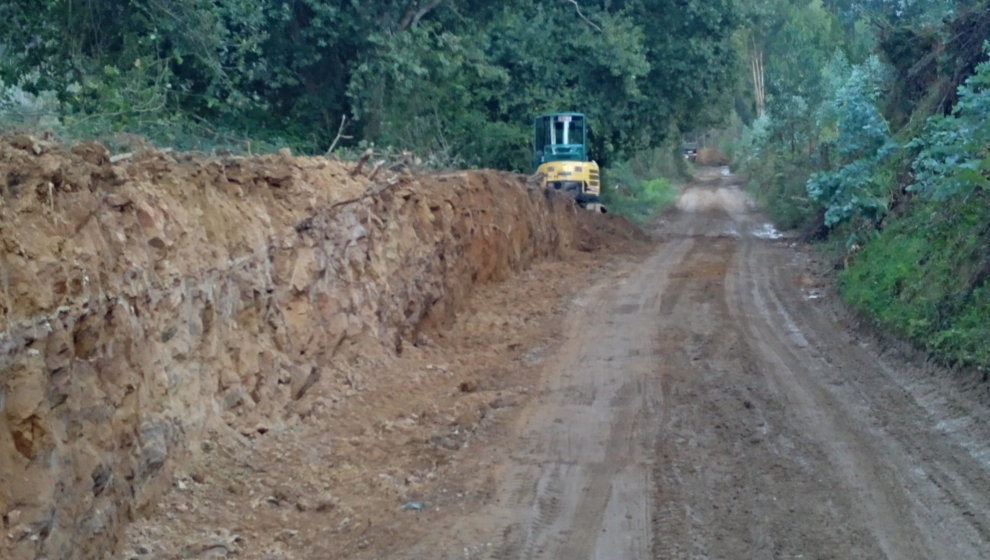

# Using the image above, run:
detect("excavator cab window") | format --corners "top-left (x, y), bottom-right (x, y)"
top-left (551, 116), bottom-right (583, 146)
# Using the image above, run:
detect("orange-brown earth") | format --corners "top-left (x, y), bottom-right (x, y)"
top-left (0, 135), bottom-right (645, 559)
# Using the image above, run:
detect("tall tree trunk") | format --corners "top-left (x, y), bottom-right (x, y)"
top-left (750, 38), bottom-right (765, 118)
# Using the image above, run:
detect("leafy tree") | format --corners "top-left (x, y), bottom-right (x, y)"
top-left (344, 0), bottom-right (741, 168)
top-left (479, 3), bottom-right (654, 167)
top-left (908, 45), bottom-right (990, 200)
top-left (823, 0), bottom-right (977, 26)
top-left (730, 1), bottom-right (855, 229)
top-left (806, 55), bottom-right (896, 227)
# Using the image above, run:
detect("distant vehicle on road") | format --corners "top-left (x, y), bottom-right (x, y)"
top-left (683, 142), bottom-right (698, 163)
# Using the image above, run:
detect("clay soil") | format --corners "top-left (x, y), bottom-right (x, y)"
top-left (1, 136), bottom-right (629, 560)
top-left (122, 168), bottom-right (990, 559)
top-left (118, 208), bottom-right (648, 560)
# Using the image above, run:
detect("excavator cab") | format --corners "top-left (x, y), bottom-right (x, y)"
top-left (532, 113), bottom-right (603, 211)
top-left (532, 113), bottom-right (588, 169)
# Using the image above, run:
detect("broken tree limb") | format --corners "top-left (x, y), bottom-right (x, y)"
top-left (350, 148), bottom-right (374, 177)
top-left (398, 0), bottom-right (446, 31)
top-left (325, 115), bottom-right (353, 156)
top-left (566, 0), bottom-right (602, 32)
top-left (367, 160), bottom-right (387, 181)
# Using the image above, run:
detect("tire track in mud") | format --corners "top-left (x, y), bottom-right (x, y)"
top-left (651, 234), bottom-right (727, 558)
top-left (661, 231), bottom-right (886, 558)
top-left (648, 202), bottom-right (966, 558)
top-left (650, 235), bottom-right (802, 558)
top-left (730, 229), bottom-right (990, 558)
top-left (473, 236), bottom-right (693, 560)
top-left (646, 175), bottom-right (990, 559)
top-left (397, 169), bottom-right (990, 559)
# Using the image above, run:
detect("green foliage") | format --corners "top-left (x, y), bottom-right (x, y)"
top-left (0, 80), bottom-right (62, 131)
top-left (730, 0), bottom-right (855, 232)
top-left (600, 157), bottom-right (678, 224)
top-left (732, 101), bottom-right (826, 231)
top-left (732, 110), bottom-right (817, 230)
top-left (907, 46), bottom-right (990, 200)
top-left (824, 0), bottom-right (969, 26)
top-left (346, 23), bottom-right (515, 168)
top-left (734, 2), bottom-right (990, 371)
top-left (839, 47), bottom-right (990, 370)
top-left (0, 0), bottom-right (743, 166)
top-left (806, 55), bottom-right (897, 227)
top-left (632, 0), bottom-right (741, 133)
top-left (624, 143), bottom-right (692, 183)
top-left (839, 193), bottom-right (990, 370)
top-left (806, 159), bottom-right (892, 226)
top-left (751, 159), bottom-right (821, 231)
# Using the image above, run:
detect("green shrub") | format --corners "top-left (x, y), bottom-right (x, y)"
top-left (600, 160), bottom-right (677, 224)
top-left (806, 56), bottom-right (898, 228)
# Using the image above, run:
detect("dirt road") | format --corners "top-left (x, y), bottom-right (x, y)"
top-left (118, 167), bottom-right (990, 559)
top-left (400, 168), bottom-right (990, 559)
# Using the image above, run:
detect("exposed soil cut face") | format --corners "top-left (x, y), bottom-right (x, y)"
top-left (121, 242), bottom-right (647, 560)
top-left (0, 135), bottom-right (646, 560)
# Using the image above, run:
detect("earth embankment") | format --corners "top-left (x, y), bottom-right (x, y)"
top-left (0, 137), bottom-right (633, 560)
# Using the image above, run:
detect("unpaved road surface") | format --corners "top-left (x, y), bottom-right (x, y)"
top-left (118, 168), bottom-right (990, 560)
top-left (399, 168), bottom-right (990, 559)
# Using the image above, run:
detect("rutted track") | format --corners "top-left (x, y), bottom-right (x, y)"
top-left (398, 168), bottom-right (990, 559)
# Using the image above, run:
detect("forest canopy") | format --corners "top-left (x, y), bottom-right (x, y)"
top-left (0, 0), bottom-right (739, 169)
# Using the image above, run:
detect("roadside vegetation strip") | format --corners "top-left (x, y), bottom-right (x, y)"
top-left (602, 175), bottom-right (678, 225)
top-left (732, 3), bottom-right (990, 372)
top-left (0, 1), bottom-right (739, 171)
top-left (838, 195), bottom-right (990, 371)
top-left (601, 152), bottom-right (683, 225)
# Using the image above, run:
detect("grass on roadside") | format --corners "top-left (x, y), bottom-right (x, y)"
top-left (838, 194), bottom-right (990, 371)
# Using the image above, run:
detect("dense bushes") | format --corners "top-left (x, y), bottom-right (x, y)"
top-left (907, 49), bottom-right (990, 201)
top-left (600, 147), bottom-right (682, 223)
top-left (806, 56), bottom-right (897, 228)
top-left (0, 0), bottom-right (741, 170)
top-left (839, 193), bottom-right (990, 370)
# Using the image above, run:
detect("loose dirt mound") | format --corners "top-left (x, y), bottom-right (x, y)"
top-left (575, 212), bottom-right (650, 252)
top-left (0, 136), bottom-right (645, 559)
top-left (694, 147), bottom-right (729, 166)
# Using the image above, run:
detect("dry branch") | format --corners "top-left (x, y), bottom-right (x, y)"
top-left (566, 0), bottom-right (602, 32)
top-left (325, 115), bottom-right (353, 156)
top-left (350, 148), bottom-right (374, 177)
top-left (398, 0), bottom-right (446, 31)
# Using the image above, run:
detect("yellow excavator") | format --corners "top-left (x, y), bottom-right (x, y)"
top-left (532, 112), bottom-right (605, 212)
